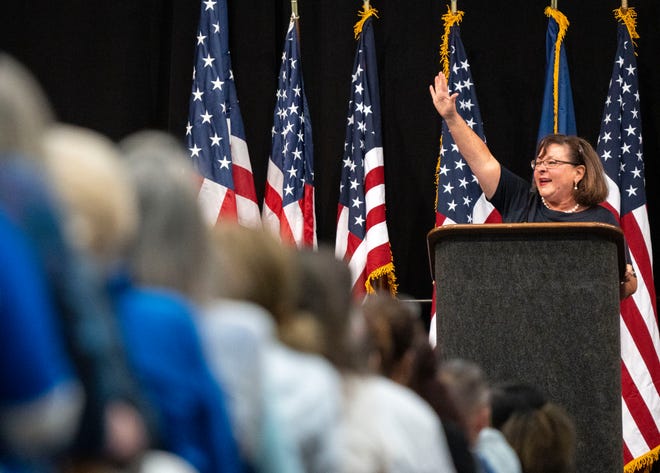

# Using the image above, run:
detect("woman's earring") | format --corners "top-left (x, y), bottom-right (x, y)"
top-left (574, 181), bottom-right (578, 190)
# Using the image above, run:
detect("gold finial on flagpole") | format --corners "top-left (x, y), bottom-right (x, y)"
top-left (354, 0), bottom-right (378, 38)
top-left (551, 0), bottom-right (557, 9)
top-left (291, 0), bottom-right (299, 19)
top-left (451, 0), bottom-right (457, 14)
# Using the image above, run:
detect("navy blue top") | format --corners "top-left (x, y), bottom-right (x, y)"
top-left (490, 167), bottom-right (620, 226)
top-left (490, 167), bottom-right (630, 266)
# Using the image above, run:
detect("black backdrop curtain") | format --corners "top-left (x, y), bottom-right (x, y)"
top-left (2, 0), bottom-right (659, 309)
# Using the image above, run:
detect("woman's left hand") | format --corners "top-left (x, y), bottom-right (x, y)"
top-left (620, 263), bottom-right (638, 300)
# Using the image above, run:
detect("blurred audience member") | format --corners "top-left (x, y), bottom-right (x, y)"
top-left (294, 247), bottom-right (457, 473)
top-left (0, 53), bottom-right (148, 470)
top-left (361, 294), bottom-right (479, 473)
top-left (0, 53), bottom-right (52, 157)
top-left (439, 359), bottom-right (521, 473)
top-left (119, 130), bottom-right (211, 304)
top-left (491, 383), bottom-right (576, 473)
top-left (43, 124), bottom-right (242, 473)
top-left (203, 223), bottom-right (340, 473)
top-left (0, 208), bottom-right (83, 472)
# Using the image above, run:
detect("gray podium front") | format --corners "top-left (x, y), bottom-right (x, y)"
top-left (428, 222), bottom-right (626, 473)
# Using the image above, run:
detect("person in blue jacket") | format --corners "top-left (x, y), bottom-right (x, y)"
top-left (0, 209), bottom-right (83, 472)
top-left (43, 124), bottom-right (243, 473)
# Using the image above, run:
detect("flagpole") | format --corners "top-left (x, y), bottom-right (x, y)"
top-left (621, 0), bottom-right (628, 10)
top-left (291, 0), bottom-right (300, 42)
top-left (451, 0), bottom-right (457, 14)
top-left (551, 0), bottom-right (557, 8)
top-left (363, 0), bottom-right (370, 9)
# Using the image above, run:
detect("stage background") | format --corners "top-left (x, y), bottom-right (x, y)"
top-left (2, 0), bottom-right (658, 315)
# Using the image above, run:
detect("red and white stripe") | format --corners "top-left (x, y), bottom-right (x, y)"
top-left (336, 146), bottom-right (391, 296)
top-left (197, 128), bottom-right (260, 228)
top-left (262, 157), bottom-right (316, 248)
top-left (603, 175), bottom-right (660, 464)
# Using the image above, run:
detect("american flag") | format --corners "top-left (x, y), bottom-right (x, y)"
top-left (262, 16), bottom-right (316, 247)
top-left (430, 10), bottom-right (500, 345)
top-left (595, 10), bottom-right (660, 468)
top-left (537, 7), bottom-right (576, 141)
top-left (435, 15), bottom-right (499, 227)
top-left (186, 0), bottom-right (260, 227)
top-left (335, 11), bottom-right (396, 297)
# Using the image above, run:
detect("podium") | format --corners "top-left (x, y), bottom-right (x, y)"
top-left (428, 222), bottom-right (626, 473)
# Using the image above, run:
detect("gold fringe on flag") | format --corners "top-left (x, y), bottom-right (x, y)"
top-left (625, 444), bottom-right (660, 473)
top-left (440, 7), bottom-right (464, 78)
top-left (354, 3), bottom-right (379, 39)
top-left (434, 7), bottom-right (464, 214)
top-left (352, 1), bottom-right (396, 296)
top-left (615, 6), bottom-right (639, 52)
top-left (434, 140), bottom-right (443, 214)
top-left (544, 6), bottom-right (569, 134)
top-left (615, 10), bottom-right (654, 471)
top-left (365, 261), bottom-right (398, 295)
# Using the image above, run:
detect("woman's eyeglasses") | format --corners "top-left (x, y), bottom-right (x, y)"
top-left (530, 159), bottom-right (579, 170)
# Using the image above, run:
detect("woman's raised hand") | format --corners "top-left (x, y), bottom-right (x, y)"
top-left (429, 71), bottom-right (459, 119)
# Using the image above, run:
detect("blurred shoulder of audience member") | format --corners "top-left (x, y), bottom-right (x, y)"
top-left (0, 208), bottom-right (83, 472)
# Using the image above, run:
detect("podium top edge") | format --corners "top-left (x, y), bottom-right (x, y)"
top-left (426, 222), bottom-right (626, 279)
top-left (427, 222), bottom-right (624, 244)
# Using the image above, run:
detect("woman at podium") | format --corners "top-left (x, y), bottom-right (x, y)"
top-left (429, 71), bottom-right (637, 299)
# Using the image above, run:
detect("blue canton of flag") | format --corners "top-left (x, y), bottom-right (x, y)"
top-left (596, 16), bottom-right (660, 465)
top-left (435, 24), bottom-right (498, 226)
top-left (336, 12), bottom-right (395, 296)
top-left (262, 17), bottom-right (316, 247)
top-left (186, 0), bottom-right (259, 227)
top-left (537, 7), bottom-right (576, 142)
top-left (597, 26), bottom-right (645, 215)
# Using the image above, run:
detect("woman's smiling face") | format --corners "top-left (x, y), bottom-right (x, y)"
top-left (533, 143), bottom-right (585, 207)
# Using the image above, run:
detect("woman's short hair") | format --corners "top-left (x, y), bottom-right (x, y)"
top-left (536, 134), bottom-right (609, 206)
top-left (42, 125), bottom-right (138, 265)
top-left (294, 247), bottom-right (358, 370)
top-left (501, 402), bottom-right (576, 473)
top-left (491, 382), bottom-right (576, 473)
top-left (209, 223), bottom-right (298, 329)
